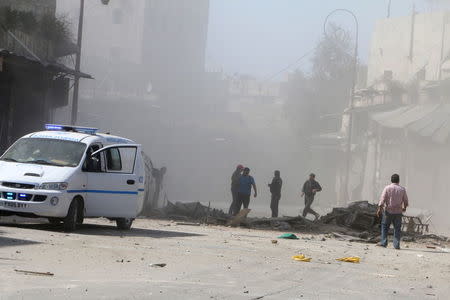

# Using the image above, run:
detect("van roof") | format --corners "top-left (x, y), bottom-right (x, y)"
top-left (25, 131), bottom-right (135, 145)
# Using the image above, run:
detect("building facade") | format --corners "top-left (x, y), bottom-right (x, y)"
top-left (347, 11), bottom-right (450, 231)
top-left (0, 0), bottom-right (88, 151)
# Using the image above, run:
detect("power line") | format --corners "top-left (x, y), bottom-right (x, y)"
top-left (262, 48), bottom-right (314, 82)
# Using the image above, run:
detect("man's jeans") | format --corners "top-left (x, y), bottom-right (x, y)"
top-left (381, 211), bottom-right (403, 249)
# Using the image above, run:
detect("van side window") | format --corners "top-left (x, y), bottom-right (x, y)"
top-left (105, 147), bottom-right (136, 174)
top-left (83, 145), bottom-right (103, 172)
top-left (106, 148), bottom-right (122, 171)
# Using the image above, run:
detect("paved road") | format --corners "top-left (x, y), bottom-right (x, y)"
top-left (0, 218), bottom-right (449, 299)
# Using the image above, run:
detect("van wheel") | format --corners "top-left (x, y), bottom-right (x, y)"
top-left (64, 199), bottom-right (80, 232)
top-left (116, 218), bottom-right (133, 230)
top-left (48, 217), bottom-right (62, 225)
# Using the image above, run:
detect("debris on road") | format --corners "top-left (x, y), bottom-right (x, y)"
top-left (147, 201), bottom-right (447, 246)
top-left (228, 209), bottom-right (251, 227)
top-left (278, 233), bottom-right (299, 240)
top-left (271, 240), bottom-right (278, 244)
top-left (150, 263), bottom-right (167, 268)
top-left (14, 269), bottom-right (54, 276)
top-left (176, 222), bottom-right (201, 226)
top-left (321, 201), bottom-right (379, 231)
top-left (292, 254), bottom-right (312, 262)
top-left (336, 257), bottom-right (360, 263)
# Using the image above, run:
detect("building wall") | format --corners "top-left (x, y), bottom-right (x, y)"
top-left (367, 11), bottom-right (450, 85)
top-left (0, 0), bottom-right (55, 16)
top-left (142, 0), bottom-right (210, 101)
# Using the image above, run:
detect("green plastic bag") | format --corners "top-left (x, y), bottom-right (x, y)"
top-left (278, 233), bottom-right (299, 239)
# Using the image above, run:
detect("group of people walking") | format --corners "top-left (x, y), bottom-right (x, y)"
top-left (229, 165), bottom-right (322, 219)
top-left (229, 165), bottom-right (410, 250)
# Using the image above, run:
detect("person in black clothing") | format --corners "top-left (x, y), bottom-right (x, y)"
top-left (229, 164), bottom-right (244, 215)
top-left (268, 170), bottom-right (282, 217)
top-left (301, 173), bottom-right (322, 220)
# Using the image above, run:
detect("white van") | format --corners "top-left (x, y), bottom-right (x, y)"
top-left (0, 124), bottom-right (145, 231)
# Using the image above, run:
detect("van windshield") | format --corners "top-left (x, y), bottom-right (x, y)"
top-left (1, 138), bottom-right (87, 167)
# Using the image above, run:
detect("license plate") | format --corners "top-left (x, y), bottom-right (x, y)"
top-left (0, 201), bottom-right (27, 208)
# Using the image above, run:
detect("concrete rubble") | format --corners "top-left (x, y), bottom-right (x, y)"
top-left (148, 200), bottom-right (447, 244)
top-left (320, 201), bottom-right (380, 232)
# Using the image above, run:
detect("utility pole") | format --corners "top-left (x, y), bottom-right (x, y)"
top-left (387, 0), bottom-right (392, 18)
top-left (71, 0), bottom-right (85, 125)
top-left (324, 9), bottom-right (359, 205)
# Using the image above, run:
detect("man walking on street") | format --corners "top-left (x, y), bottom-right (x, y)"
top-left (377, 174), bottom-right (409, 250)
top-left (229, 165), bottom-right (244, 215)
top-left (234, 167), bottom-right (257, 214)
top-left (301, 173), bottom-right (322, 221)
top-left (268, 170), bottom-right (282, 217)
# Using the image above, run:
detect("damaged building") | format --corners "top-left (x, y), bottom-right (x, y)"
top-left (0, 0), bottom-right (90, 152)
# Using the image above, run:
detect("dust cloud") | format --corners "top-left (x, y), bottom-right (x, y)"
top-left (50, 0), bottom-right (450, 232)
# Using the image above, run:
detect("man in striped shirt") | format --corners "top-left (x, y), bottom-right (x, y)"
top-left (377, 174), bottom-right (409, 249)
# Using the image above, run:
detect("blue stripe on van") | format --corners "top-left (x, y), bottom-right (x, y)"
top-left (67, 190), bottom-right (138, 195)
top-left (138, 189), bottom-right (145, 192)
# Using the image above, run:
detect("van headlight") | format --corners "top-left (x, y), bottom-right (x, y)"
top-left (38, 182), bottom-right (68, 190)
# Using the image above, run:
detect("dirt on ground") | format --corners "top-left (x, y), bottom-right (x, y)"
top-left (1, 217), bottom-right (449, 300)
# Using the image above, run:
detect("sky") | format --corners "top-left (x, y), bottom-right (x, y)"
top-left (206, 0), bottom-right (450, 78)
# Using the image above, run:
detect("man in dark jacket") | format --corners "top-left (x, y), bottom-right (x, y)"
top-left (229, 164), bottom-right (244, 215)
top-left (301, 173), bottom-right (322, 220)
top-left (268, 170), bottom-right (282, 217)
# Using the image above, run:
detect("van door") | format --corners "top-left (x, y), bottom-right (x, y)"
top-left (84, 144), bottom-right (140, 218)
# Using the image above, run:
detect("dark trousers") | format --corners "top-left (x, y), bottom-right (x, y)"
top-left (302, 195), bottom-right (318, 218)
top-left (270, 194), bottom-right (281, 218)
top-left (233, 193), bottom-right (250, 215)
top-left (381, 211), bottom-right (402, 249)
top-left (229, 189), bottom-right (239, 215)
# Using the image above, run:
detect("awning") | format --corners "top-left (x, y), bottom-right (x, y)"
top-left (371, 104), bottom-right (450, 143)
top-left (0, 49), bottom-right (92, 79)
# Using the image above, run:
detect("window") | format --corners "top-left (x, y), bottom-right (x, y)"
top-left (106, 148), bottom-right (122, 171)
top-left (105, 147), bottom-right (136, 174)
top-left (1, 138), bottom-right (86, 167)
top-left (83, 144), bottom-right (104, 172)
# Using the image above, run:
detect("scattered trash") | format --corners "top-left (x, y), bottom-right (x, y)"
top-left (150, 263), bottom-right (167, 268)
top-left (278, 233), bottom-right (299, 240)
top-left (14, 269), bottom-right (54, 276)
top-left (292, 254), bottom-right (312, 262)
top-left (336, 257), bottom-right (360, 263)
top-left (271, 240), bottom-right (278, 244)
top-left (426, 246), bottom-right (436, 249)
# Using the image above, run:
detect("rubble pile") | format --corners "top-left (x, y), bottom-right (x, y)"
top-left (152, 201), bottom-right (228, 222)
top-left (152, 201), bottom-right (316, 230)
top-left (320, 201), bottom-right (381, 232)
top-left (244, 216), bottom-right (316, 231)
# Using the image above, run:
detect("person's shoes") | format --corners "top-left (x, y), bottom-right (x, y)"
top-left (376, 243), bottom-right (387, 248)
top-left (394, 246), bottom-right (401, 250)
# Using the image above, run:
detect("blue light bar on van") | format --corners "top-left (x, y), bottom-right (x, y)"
top-left (45, 124), bottom-right (98, 135)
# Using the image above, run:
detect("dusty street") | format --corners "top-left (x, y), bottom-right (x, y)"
top-left (0, 218), bottom-right (449, 300)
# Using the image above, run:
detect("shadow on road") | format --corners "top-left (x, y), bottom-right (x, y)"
top-left (0, 221), bottom-right (205, 239)
top-left (0, 236), bottom-right (41, 248)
